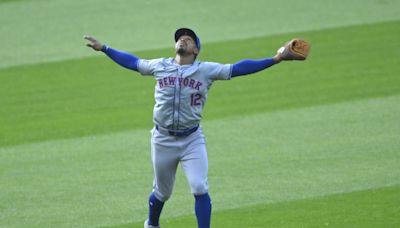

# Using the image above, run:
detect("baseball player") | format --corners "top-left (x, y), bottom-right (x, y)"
top-left (84, 28), bottom-right (309, 228)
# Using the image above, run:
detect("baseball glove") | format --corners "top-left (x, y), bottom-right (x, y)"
top-left (277, 39), bottom-right (310, 60)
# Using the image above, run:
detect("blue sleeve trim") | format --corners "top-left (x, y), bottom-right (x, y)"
top-left (231, 58), bottom-right (276, 77)
top-left (102, 46), bottom-right (140, 71)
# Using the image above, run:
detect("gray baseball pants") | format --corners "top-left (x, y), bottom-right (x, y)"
top-left (150, 126), bottom-right (209, 202)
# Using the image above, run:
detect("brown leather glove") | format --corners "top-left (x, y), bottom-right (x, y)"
top-left (277, 39), bottom-right (310, 61)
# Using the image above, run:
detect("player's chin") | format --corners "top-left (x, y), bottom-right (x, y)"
top-left (176, 47), bottom-right (186, 55)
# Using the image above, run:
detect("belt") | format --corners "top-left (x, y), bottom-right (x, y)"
top-left (155, 124), bottom-right (199, 137)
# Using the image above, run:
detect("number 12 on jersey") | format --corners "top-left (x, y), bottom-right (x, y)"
top-left (190, 93), bottom-right (202, 106)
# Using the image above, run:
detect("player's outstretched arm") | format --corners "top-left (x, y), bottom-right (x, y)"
top-left (231, 56), bottom-right (279, 78)
top-left (84, 35), bottom-right (140, 71)
top-left (231, 39), bottom-right (310, 78)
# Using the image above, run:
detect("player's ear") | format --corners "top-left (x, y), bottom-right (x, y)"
top-left (193, 47), bottom-right (199, 55)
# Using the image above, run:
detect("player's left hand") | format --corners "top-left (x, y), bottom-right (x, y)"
top-left (84, 35), bottom-right (104, 51)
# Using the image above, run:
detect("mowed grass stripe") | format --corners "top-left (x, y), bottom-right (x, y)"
top-left (1, 20), bottom-right (399, 147)
top-left (133, 186), bottom-right (399, 228)
top-left (1, 0), bottom-right (400, 69)
top-left (1, 94), bottom-right (399, 227)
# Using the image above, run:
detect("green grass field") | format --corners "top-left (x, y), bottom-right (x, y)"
top-left (1, 0), bottom-right (400, 227)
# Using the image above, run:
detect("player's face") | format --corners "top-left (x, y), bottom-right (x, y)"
top-left (175, 35), bottom-right (199, 56)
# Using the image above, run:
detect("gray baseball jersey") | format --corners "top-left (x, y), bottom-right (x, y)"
top-left (138, 57), bottom-right (232, 202)
top-left (138, 57), bottom-right (232, 130)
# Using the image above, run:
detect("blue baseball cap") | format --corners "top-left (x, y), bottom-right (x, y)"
top-left (174, 28), bottom-right (201, 51)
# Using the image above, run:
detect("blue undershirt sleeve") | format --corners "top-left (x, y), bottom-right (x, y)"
top-left (231, 58), bottom-right (276, 77)
top-left (101, 45), bottom-right (139, 71)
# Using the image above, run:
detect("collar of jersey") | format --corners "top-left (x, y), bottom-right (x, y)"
top-left (170, 58), bottom-right (200, 67)
top-left (165, 58), bottom-right (200, 76)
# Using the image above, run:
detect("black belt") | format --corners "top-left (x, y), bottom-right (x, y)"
top-left (155, 124), bottom-right (199, 137)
